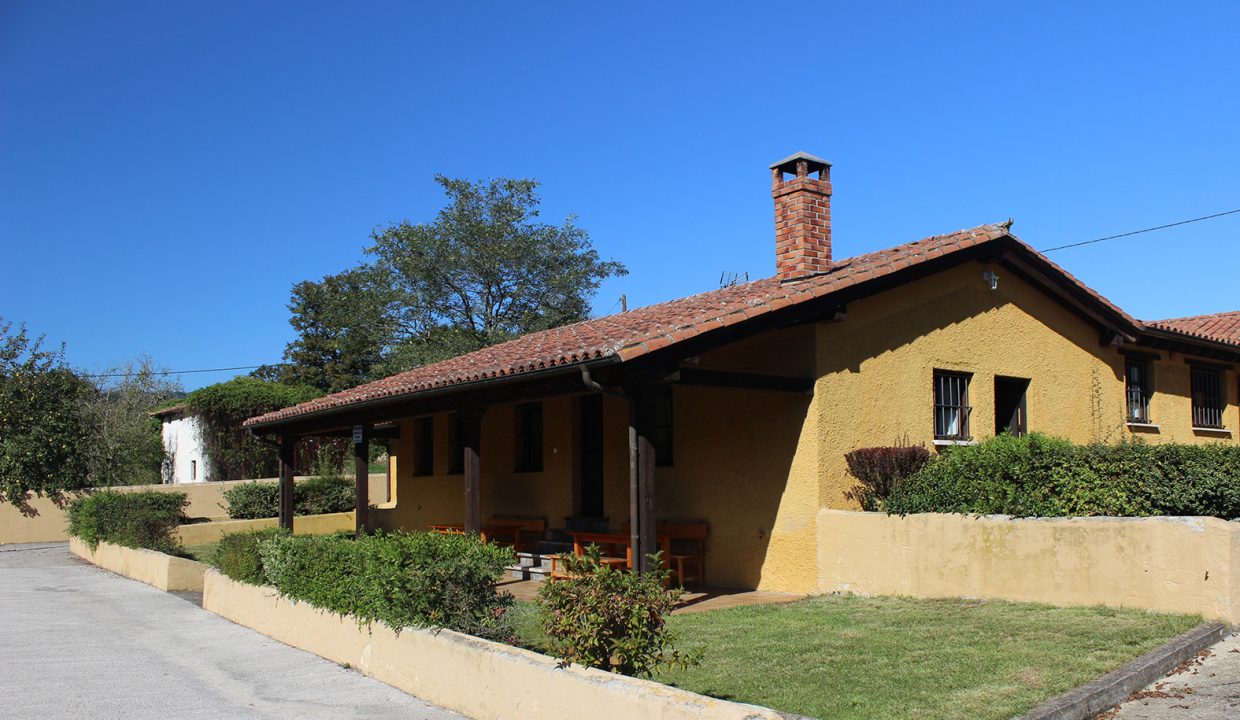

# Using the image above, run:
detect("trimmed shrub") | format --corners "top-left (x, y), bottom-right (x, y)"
top-left (222, 481), bottom-right (279, 519)
top-left (537, 546), bottom-right (698, 677)
top-left (67, 489), bottom-right (187, 552)
top-left (258, 531), bottom-right (515, 641)
top-left (886, 434), bottom-right (1240, 519)
top-left (296, 475), bottom-right (353, 516)
top-left (843, 443), bottom-right (932, 511)
top-left (215, 528), bottom-right (286, 584)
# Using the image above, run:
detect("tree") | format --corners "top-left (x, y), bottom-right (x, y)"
top-left (0, 319), bottom-right (96, 512)
top-left (271, 175), bottom-right (628, 389)
top-left (83, 357), bottom-right (182, 487)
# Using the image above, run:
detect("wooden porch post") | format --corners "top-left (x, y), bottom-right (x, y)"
top-left (461, 408), bottom-right (483, 535)
top-left (278, 436), bottom-right (295, 532)
top-left (628, 386), bottom-right (657, 574)
top-left (353, 424), bottom-right (371, 535)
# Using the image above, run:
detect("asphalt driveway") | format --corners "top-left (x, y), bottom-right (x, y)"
top-left (0, 542), bottom-right (463, 720)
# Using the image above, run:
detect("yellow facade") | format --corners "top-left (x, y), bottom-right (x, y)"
top-left (377, 259), bottom-right (1237, 594)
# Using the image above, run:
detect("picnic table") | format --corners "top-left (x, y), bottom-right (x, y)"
top-left (549, 531), bottom-right (673, 580)
top-left (428, 522), bottom-right (525, 545)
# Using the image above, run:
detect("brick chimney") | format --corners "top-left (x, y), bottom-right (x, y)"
top-left (771, 151), bottom-right (832, 280)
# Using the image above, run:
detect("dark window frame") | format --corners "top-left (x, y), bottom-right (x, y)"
top-left (514, 402), bottom-right (544, 473)
top-left (1190, 365), bottom-right (1226, 429)
top-left (448, 414), bottom-right (464, 475)
top-left (412, 417), bottom-right (434, 476)
top-left (1125, 358), bottom-right (1153, 424)
top-left (933, 370), bottom-right (973, 441)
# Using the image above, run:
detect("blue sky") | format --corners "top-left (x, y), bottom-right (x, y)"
top-left (2, 2), bottom-right (1238, 390)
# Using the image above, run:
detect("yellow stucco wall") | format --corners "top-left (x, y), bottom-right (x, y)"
top-left (378, 259), bottom-right (1236, 594)
top-left (69, 536), bottom-right (209, 592)
top-left (817, 509), bottom-right (1240, 624)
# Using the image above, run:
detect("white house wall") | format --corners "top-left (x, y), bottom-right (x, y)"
top-left (161, 414), bottom-right (209, 484)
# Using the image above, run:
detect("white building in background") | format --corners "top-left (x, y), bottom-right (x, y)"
top-left (151, 404), bottom-right (209, 484)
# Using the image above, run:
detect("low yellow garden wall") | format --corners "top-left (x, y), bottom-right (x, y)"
top-left (175, 511), bottom-right (356, 545)
top-left (817, 509), bottom-right (1240, 624)
top-left (202, 570), bottom-right (787, 720)
top-left (69, 537), bottom-right (209, 592)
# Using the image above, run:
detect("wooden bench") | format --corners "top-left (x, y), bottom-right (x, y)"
top-left (485, 515), bottom-right (547, 553)
top-left (620, 521), bottom-right (709, 587)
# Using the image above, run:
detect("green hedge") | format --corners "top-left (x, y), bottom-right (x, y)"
top-left (258, 531), bottom-right (515, 641)
top-left (215, 528), bottom-right (286, 584)
top-left (885, 434), bottom-right (1240, 519)
top-left (67, 489), bottom-right (187, 552)
top-left (222, 476), bottom-right (355, 519)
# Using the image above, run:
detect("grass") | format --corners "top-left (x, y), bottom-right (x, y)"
top-left (509, 594), bottom-right (1199, 720)
top-left (178, 541), bottom-right (219, 566)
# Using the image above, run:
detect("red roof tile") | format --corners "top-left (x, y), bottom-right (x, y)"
top-left (245, 222), bottom-right (1135, 427)
top-left (1146, 311), bottom-right (1240, 347)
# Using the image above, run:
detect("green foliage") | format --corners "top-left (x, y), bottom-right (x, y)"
top-left (537, 545), bottom-right (698, 677)
top-left (266, 175), bottom-right (629, 391)
top-left (0, 319), bottom-right (96, 510)
top-left (221, 481), bottom-right (280, 519)
top-left (258, 531), bottom-right (515, 640)
top-left (886, 433), bottom-right (1240, 519)
top-left (66, 489), bottom-right (187, 553)
top-left (843, 442), bottom-right (932, 511)
top-left (185, 377), bottom-right (321, 481)
top-left (83, 357), bottom-right (181, 487)
top-left (215, 528), bottom-right (286, 584)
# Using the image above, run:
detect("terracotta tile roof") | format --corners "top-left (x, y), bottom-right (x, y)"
top-left (1145, 311), bottom-right (1240, 347)
top-left (149, 403), bottom-right (187, 418)
top-left (245, 221), bottom-right (1135, 428)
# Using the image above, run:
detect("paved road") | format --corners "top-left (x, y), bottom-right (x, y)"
top-left (1101, 631), bottom-right (1240, 719)
top-left (0, 543), bottom-right (464, 720)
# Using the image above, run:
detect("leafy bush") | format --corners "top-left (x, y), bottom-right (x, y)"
top-left (843, 442), bottom-right (932, 511)
top-left (886, 434), bottom-right (1240, 519)
top-left (222, 476), bottom-right (355, 519)
top-left (258, 531), bottom-right (515, 641)
top-left (67, 489), bottom-right (187, 552)
top-left (215, 528), bottom-right (286, 584)
top-left (296, 475), bottom-right (354, 516)
top-left (222, 481), bottom-right (280, 519)
top-left (537, 545), bottom-right (698, 677)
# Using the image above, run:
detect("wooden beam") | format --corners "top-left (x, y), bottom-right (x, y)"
top-left (461, 407), bottom-right (483, 535)
top-left (626, 385), bottom-right (658, 575)
top-left (1001, 253), bottom-right (1137, 342)
top-left (278, 436), bottom-right (295, 532)
top-left (664, 368), bottom-right (814, 393)
top-left (353, 424), bottom-right (370, 535)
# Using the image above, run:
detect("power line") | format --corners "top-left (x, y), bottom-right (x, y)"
top-left (1040, 207), bottom-right (1240, 253)
top-left (81, 363), bottom-right (285, 379)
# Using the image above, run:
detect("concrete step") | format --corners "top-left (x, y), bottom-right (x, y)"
top-left (504, 562), bottom-right (553, 582)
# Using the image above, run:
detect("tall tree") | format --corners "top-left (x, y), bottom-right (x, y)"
top-left (0, 319), bottom-right (95, 512)
top-left (83, 357), bottom-right (182, 487)
top-left (271, 175), bottom-right (627, 389)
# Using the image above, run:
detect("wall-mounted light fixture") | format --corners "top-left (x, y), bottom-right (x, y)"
top-left (982, 269), bottom-right (999, 291)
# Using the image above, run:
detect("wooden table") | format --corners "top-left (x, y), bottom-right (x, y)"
top-left (563, 531), bottom-right (671, 571)
top-left (428, 523), bottom-right (524, 545)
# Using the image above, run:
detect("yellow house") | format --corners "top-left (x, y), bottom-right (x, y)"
top-left (244, 152), bottom-right (1240, 594)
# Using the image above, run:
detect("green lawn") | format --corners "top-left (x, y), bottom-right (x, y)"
top-left (512, 594), bottom-right (1199, 720)
top-left (179, 541), bottom-right (219, 566)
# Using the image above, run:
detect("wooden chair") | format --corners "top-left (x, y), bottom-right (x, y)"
top-left (659, 522), bottom-right (708, 588)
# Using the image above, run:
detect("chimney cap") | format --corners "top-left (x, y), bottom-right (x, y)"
top-left (769, 151), bottom-right (832, 173)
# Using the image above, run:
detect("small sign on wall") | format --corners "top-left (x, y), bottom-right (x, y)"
top-left (352, 425), bottom-right (364, 445)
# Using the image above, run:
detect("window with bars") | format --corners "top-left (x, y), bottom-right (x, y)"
top-left (448, 414), bottom-right (464, 475)
top-left (1125, 359), bottom-right (1152, 424)
top-left (934, 371), bottom-right (972, 440)
top-left (413, 417), bottom-right (434, 476)
top-left (655, 385), bottom-right (674, 467)
top-left (514, 402), bottom-right (544, 472)
top-left (1191, 366), bottom-right (1225, 429)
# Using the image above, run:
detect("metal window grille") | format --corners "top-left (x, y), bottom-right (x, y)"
top-left (413, 417), bottom-right (434, 476)
top-left (514, 402), bottom-right (544, 472)
top-left (934, 371), bottom-right (972, 440)
top-left (1191, 367), bottom-right (1225, 429)
top-left (1125, 360), bottom-right (1151, 424)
